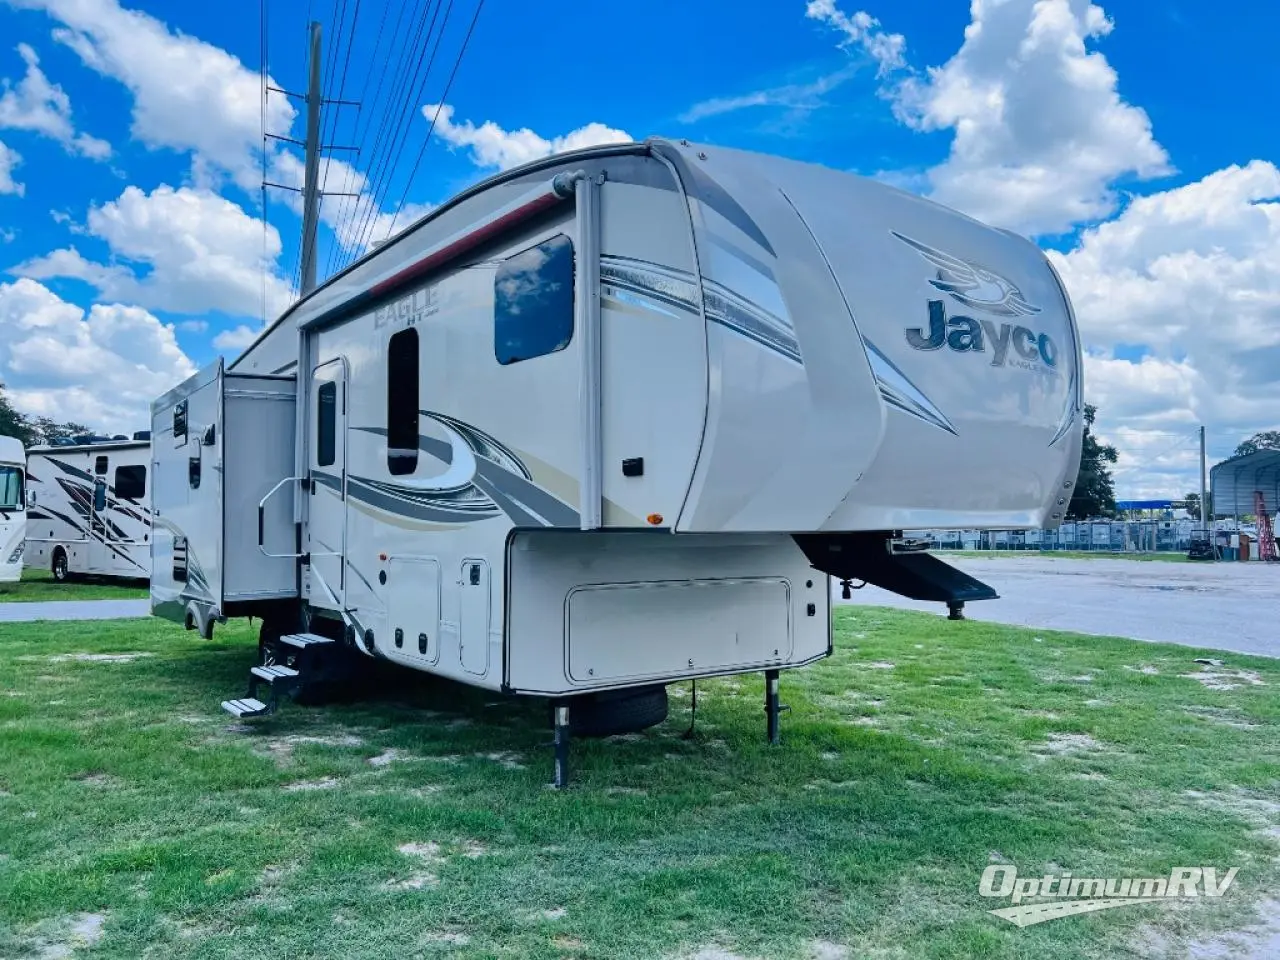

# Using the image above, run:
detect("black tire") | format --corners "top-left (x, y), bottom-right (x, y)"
top-left (568, 685), bottom-right (669, 738)
top-left (51, 548), bottom-right (70, 583)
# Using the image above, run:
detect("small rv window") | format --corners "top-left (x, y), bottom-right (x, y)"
top-left (387, 327), bottom-right (419, 476)
top-left (0, 466), bottom-right (21, 511)
top-left (494, 234), bottom-right (575, 365)
top-left (94, 455), bottom-right (108, 476)
top-left (115, 464), bottom-right (146, 500)
top-left (317, 381), bottom-right (337, 468)
top-left (173, 399), bottom-right (188, 444)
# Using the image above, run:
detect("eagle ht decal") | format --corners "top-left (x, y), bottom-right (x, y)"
top-left (893, 231), bottom-right (1042, 318)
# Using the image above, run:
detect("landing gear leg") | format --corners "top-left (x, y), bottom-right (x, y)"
top-left (765, 669), bottom-right (787, 745)
top-left (553, 701), bottom-right (571, 790)
top-left (947, 601), bottom-right (966, 621)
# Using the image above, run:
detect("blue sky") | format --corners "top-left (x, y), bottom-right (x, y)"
top-left (0, 0), bottom-right (1278, 497)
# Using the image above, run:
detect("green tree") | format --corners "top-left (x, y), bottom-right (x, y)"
top-left (1184, 492), bottom-right (1213, 522)
top-left (1234, 431), bottom-right (1280, 457)
top-left (1066, 404), bottom-right (1118, 520)
top-left (0, 383), bottom-right (37, 447)
top-left (31, 417), bottom-right (91, 445)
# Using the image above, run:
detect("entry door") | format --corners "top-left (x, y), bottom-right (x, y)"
top-left (88, 477), bottom-right (110, 572)
top-left (308, 358), bottom-right (347, 608)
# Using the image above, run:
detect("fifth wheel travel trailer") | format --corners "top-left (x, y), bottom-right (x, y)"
top-left (150, 138), bottom-right (1083, 786)
top-left (26, 436), bottom-right (152, 582)
top-left (0, 435), bottom-right (25, 582)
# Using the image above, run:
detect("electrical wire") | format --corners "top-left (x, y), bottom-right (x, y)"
top-left (259, 0), bottom-right (271, 321)
top-left (324, 0), bottom-right (400, 279)
top-left (388, 0), bottom-right (484, 235)
top-left (329, 0), bottom-right (434, 271)
top-left (342, 0), bottom-right (445, 265)
top-left (350, 0), bottom-right (456, 258)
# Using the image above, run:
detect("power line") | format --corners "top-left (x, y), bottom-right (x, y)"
top-left (342, 0), bottom-right (444, 266)
top-left (324, 0), bottom-right (400, 278)
top-left (389, 0), bottom-right (484, 236)
top-left (350, 0), bottom-right (456, 259)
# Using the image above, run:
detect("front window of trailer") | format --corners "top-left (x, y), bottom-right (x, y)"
top-left (0, 466), bottom-right (23, 511)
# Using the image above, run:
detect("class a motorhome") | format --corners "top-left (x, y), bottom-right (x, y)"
top-left (0, 435), bottom-right (25, 582)
top-left (25, 435), bottom-right (153, 582)
top-left (150, 138), bottom-right (1083, 785)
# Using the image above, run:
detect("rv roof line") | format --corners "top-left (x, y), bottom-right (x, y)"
top-left (233, 142), bottom-right (650, 361)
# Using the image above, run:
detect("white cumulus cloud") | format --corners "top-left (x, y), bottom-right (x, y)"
top-left (1053, 161), bottom-right (1280, 495)
top-left (814, 0), bottom-right (1170, 237)
top-left (0, 276), bottom-right (195, 432)
top-left (8, 0), bottom-right (293, 188)
top-left (0, 138), bottom-right (21, 194)
top-left (423, 104), bottom-right (632, 172)
top-left (805, 0), bottom-right (906, 76)
top-left (211, 323), bottom-right (259, 351)
top-left (13, 184), bottom-right (294, 318)
top-left (0, 42), bottom-right (110, 158)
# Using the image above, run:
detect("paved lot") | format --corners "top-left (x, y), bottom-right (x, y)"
top-left (840, 555), bottom-right (1280, 658)
top-left (0, 599), bottom-right (150, 623)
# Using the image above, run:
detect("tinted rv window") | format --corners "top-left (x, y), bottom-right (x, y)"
top-left (0, 466), bottom-right (21, 510)
top-left (387, 327), bottom-right (419, 476)
top-left (316, 381), bottom-right (337, 468)
top-left (115, 464), bottom-right (146, 500)
top-left (94, 455), bottom-right (108, 475)
top-left (494, 234), bottom-right (574, 365)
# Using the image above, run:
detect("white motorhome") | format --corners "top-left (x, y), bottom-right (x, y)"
top-left (0, 435), bottom-right (25, 582)
top-left (26, 437), bottom-right (152, 582)
top-left (151, 139), bottom-right (1083, 785)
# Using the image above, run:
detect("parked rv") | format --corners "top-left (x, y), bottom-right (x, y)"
top-left (0, 435), bottom-right (25, 582)
top-left (151, 139), bottom-right (1083, 785)
top-left (26, 436), bottom-right (152, 582)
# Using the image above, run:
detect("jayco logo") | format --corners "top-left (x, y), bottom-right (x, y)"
top-left (907, 300), bottom-right (1058, 372)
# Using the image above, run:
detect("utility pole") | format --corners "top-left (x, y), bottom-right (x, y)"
top-left (1199, 425), bottom-right (1208, 534)
top-left (299, 21), bottom-right (323, 297)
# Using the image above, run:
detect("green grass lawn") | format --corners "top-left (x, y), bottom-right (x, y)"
top-left (0, 610), bottom-right (1276, 959)
top-left (0, 565), bottom-right (149, 602)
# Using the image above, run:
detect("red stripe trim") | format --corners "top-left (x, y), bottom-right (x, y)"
top-left (369, 189), bottom-right (567, 298)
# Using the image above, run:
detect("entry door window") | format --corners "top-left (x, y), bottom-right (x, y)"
top-left (386, 327), bottom-right (419, 476)
top-left (317, 381), bottom-right (337, 467)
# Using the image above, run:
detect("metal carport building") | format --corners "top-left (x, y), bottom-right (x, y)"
top-left (1210, 450), bottom-right (1280, 519)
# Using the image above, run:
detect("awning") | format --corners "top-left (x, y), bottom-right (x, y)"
top-left (1209, 450), bottom-right (1280, 516)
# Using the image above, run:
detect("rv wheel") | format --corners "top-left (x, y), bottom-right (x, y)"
top-left (51, 548), bottom-right (70, 583)
top-left (568, 685), bottom-right (669, 738)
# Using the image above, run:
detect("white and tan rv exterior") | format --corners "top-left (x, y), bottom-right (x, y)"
top-left (150, 139), bottom-right (1083, 785)
top-left (25, 437), bottom-right (152, 582)
top-left (0, 435), bottom-right (25, 582)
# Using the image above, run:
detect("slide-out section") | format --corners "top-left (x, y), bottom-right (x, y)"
top-left (151, 360), bottom-right (298, 634)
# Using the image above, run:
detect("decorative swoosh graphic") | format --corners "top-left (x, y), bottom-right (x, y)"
top-left (600, 254), bottom-right (956, 434)
top-left (989, 897), bottom-right (1163, 928)
top-left (34, 471), bottom-right (149, 572)
top-left (893, 231), bottom-right (1042, 318)
top-left (347, 412), bottom-right (580, 528)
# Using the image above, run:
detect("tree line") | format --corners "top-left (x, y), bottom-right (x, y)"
top-left (0, 384), bottom-right (92, 448)
top-left (1067, 408), bottom-right (1280, 521)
